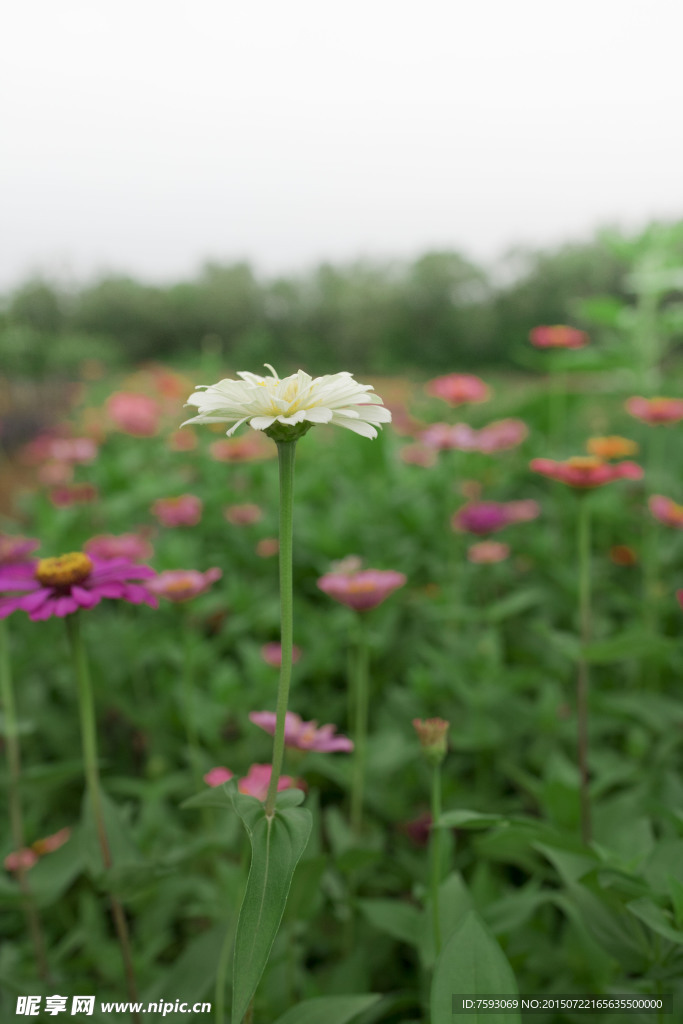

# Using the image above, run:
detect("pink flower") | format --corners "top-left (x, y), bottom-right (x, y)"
top-left (256, 538), bottom-right (279, 558)
top-left (317, 569), bottom-right (406, 611)
top-left (204, 767), bottom-right (234, 787)
top-left (0, 552), bottom-right (158, 621)
top-left (32, 827), bottom-right (71, 855)
top-left (249, 710), bottom-right (353, 753)
top-left (146, 568), bottom-right (222, 602)
top-left (37, 461), bottom-right (74, 486)
top-left (4, 848), bottom-right (38, 872)
top-left (421, 419), bottom-right (528, 454)
top-left (49, 483), bottom-right (99, 507)
top-left (399, 444), bottom-right (438, 467)
top-left (261, 642), bottom-right (301, 668)
top-left (625, 396), bottom-right (683, 425)
top-left (224, 504), bottom-right (263, 526)
top-left (425, 374), bottom-right (491, 406)
top-left (476, 419), bottom-right (529, 453)
top-left (529, 325), bottom-right (588, 349)
top-left (468, 541), bottom-right (510, 564)
top-left (530, 456), bottom-right (643, 489)
top-left (204, 764), bottom-right (302, 801)
top-left (48, 438), bottom-right (98, 464)
top-left (0, 534), bottom-right (40, 565)
top-left (239, 764), bottom-right (302, 801)
top-left (151, 494), bottom-right (203, 527)
top-left (85, 533), bottom-right (154, 562)
top-left (168, 429), bottom-right (197, 451)
top-left (451, 500), bottom-right (540, 535)
top-left (648, 495), bottom-right (683, 528)
top-left (209, 436), bottom-right (274, 462)
top-left (107, 392), bottom-right (161, 436)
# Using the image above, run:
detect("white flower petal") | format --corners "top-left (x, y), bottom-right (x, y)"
top-left (248, 416), bottom-right (277, 431)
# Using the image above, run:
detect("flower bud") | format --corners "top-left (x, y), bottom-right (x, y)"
top-left (413, 717), bottom-right (449, 764)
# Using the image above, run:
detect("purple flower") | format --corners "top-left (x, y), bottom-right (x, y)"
top-left (451, 500), bottom-right (540, 535)
top-left (0, 553), bottom-right (158, 621)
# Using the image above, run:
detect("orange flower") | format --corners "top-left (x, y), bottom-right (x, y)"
top-left (586, 436), bottom-right (638, 459)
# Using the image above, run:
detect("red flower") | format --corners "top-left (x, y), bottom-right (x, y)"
top-left (530, 456), bottom-right (643, 489)
top-left (317, 569), bottom-right (406, 611)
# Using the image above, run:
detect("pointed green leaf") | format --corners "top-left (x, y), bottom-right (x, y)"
top-left (272, 994), bottom-right (381, 1024)
top-left (358, 898), bottom-right (423, 946)
top-left (431, 910), bottom-right (520, 1023)
top-left (180, 785), bottom-right (234, 810)
top-left (626, 897), bottom-right (683, 945)
top-left (437, 810), bottom-right (507, 830)
top-left (231, 787), bottom-right (312, 1024)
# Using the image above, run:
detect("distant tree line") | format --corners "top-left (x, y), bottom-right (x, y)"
top-left (1, 221), bottom-right (680, 378)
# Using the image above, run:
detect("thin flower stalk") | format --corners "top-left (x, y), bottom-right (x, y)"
top-left (431, 759), bottom-right (443, 955)
top-left (0, 619), bottom-right (50, 980)
top-left (577, 497), bottom-right (592, 845)
top-left (350, 621), bottom-right (370, 835)
top-left (65, 614), bottom-right (141, 1023)
top-left (264, 440), bottom-right (297, 816)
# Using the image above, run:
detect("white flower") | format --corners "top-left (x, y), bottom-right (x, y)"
top-left (182, 365), bottom-right (392, 439)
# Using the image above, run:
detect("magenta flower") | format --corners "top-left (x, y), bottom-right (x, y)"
top-left (255, 538), bottom-right (279, 558)
top-left (0, 552), bottom-right (158, 621)
top-left (107, 391), bottom-right (161, 436)
top-left (648, 495), bottom-right (683, 528)
top-left (530, 456), bottom-right (643, 489)
top-left (425, 373), bottom-right (491, 406)
top-left (529, 325), bottom-right (588, 349)
top-left (85, 533), bottom-right (154, 562)
top-left (151, 494), bottom-right (203, 527)
top-left (421, 419), bottom-right (528, 454)
top-left (146, 568), bottom-right (222, 602)
top-left (317, 568), bottom-right (406, 611)
top-left (249, 710), bottom-right (354, 753)
top-left (224, 503), bottom-right (263, 525)
top-left (468, 541), bottom-right (510, 564)
top-left (451, 500), bottom-right (540, 535)
top-left (0, 534), bottom-right (40, 565)
top-left (625, 396), bottom-right (683, 425)
top-left (261, 642), bottom-right (301, 668)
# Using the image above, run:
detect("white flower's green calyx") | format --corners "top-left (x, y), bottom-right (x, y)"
top-left (182, 365), bottom-right (392, 440)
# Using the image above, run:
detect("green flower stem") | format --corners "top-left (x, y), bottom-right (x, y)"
top-left (265, 440), bottom-right (297, 817)
top-left (643, 427), bottom-right (665, 649)
top-left (576, 495), bottom-right (592, 845)
top-left (65, 613), bottom-right (141, 1022)
top-left (350, 620), bottom-right (369, 835)
top-left (0, 618), bottom-right (50, 981)
top-left (430, 760), bottom-right (443, 957)
top-left (181, 623), bottom-right (202, 793)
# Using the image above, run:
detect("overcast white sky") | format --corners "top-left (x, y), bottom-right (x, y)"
top-left (2, 0), bottom-right (682, 289)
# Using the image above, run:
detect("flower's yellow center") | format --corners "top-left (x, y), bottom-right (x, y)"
top-left (165, 578), bottom-right (194, 598)
top-left (566, 457), bottom-right (602, 470)
top-left (35, 552), bottom-right (93, 587)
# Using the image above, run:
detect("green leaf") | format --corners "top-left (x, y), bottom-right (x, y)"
top-left (142, 923), bottom-right (226, 1005)
top-left (582, 630), bottom-right (674, 665)
top-left (420, 872), bottom-right (474, 969)
top-left (231, 786), bottom-right (312, 1024)
top-left (626, 898), bottom-right (683, 945)
top-left (430, 910), bottom-right (520, 1023)
top-left (180, 785), bottom-right (234, 810)
top-left (437, 810), bottom-right (508, 830)
top-left (272, 994), bottom-right (381, 1024)
top-left (358, 898), bottom-right (423, 946)
top-left (668, 876), bottom-right (683, 928)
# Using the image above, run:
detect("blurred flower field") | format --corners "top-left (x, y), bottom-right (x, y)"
top-left (2, 343), bottom-right (683, 1024)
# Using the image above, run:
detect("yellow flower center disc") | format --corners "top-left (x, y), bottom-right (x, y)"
top-left (35, 553), bottom-right (93, 587)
